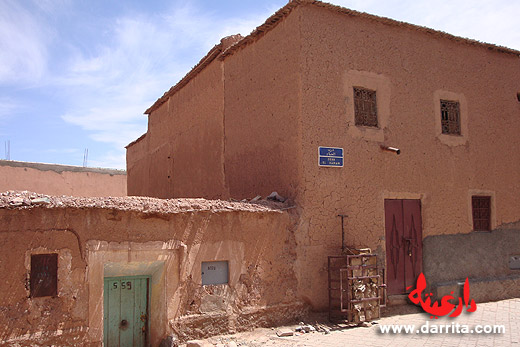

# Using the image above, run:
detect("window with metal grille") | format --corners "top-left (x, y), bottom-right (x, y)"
top-left (472, 196), bottom-right (491, 231)
top-left (30, 253), bottom-right (58, 297)
top-left (440, 100), bottom-right (461, 135)
top-left (353, 87), bottom-right (378, 127)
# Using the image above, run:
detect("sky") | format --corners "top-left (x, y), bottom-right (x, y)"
top-left (1, 0), bottom-right (519, 169)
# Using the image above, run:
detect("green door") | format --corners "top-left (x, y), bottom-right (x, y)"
top-left (103, 276), bottom-right (149, 347)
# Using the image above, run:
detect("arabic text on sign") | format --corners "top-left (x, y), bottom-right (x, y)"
top-left (318, 146), bottom-right (344, 167)
top-left (319, 147), bottom-right (343, 157)
top-left (319, 157), bottom-right (343, 166)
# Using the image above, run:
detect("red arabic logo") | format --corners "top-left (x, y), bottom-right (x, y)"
top-left (407, 273), bottom-right (477, 319)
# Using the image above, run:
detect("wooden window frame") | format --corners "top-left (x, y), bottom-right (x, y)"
top-left (440, 99), bottom-right (461, 135)
top-left (353, 87), bottom-right (378, 128)
top-left (472, 196), bottom-right (491, 231)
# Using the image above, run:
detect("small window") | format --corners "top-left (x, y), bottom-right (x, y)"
top-left (30, 253), bottom-right (58, 297)
top-left (517, 92), bottom-right (520, 102)
top-left (472, 196), bottom-right (491, 231)
top-left (440, 100), bottom-right (461, 135)
top-left (353, 87), bottom-right (378, 127)
top-left (201, 261), bottom-right (228, 285)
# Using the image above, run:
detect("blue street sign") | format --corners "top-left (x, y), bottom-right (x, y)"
top-left (318, 146), bottom-right (344, 167)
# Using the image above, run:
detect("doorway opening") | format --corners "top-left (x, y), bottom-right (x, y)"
top-left (384, 199), bottom-right (423, 295)
top-left (103, 276), bottom-right (150, 347)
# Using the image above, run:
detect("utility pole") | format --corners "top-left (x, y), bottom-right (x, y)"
top-left (83, 148), bottom-right (88, 167)
top-left (4, 140), bottom-right (10, 160)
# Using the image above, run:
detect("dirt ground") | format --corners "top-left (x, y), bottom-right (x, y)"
top-left (184, 299), bottom-right (520, 346)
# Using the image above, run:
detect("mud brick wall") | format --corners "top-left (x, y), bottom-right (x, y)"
top-left (0, 160), bottom-right (126, 197)
top-left (0, 193), bottom-right (304, 345)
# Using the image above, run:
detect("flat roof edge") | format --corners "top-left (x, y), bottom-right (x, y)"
top-left (0, 160), bottom-right (126, 175)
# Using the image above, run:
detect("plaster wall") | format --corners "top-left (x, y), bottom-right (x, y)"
top-left (423, 224), bottom-right (520, 285)
top-left (126, 135), bottom-right (152, 197)
top-left (223, 11), bottom-right (303, 200)
top-left (423, 222), bottom-right (520, 303)
top-left (0, 227), bottom-right (86, 345)
top-left (0, 161), bottom-right (126, 197)
top-left (127, 10), bottom-right (303, 201)
top-left (127, 58), bottom-right (226, 199)
top-left (296, 5), bottom-right (520, 308)
top-left (0, 205), bottom-right (301, 345)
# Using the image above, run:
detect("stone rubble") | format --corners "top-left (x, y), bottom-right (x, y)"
top-left (0, 190), bottom-right (291, 215)
top-left (185, 340), bottom-right (214, 347)
top-left (275, 329), bottom-right (293, 337)
top-left (266, 191), bottom-right (286, 202)
top-left (182, 318), bottom-right (346, 346)
top-left (295, 322), bottom-right (316, 333)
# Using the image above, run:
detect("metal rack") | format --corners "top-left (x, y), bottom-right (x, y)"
top-left (328, 254), bottom-right (386, 323)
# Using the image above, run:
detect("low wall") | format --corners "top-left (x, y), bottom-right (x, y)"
top-left (423, 222), bottom-right (520, 302)
top-left (0, 160), bottom-right (127, 197)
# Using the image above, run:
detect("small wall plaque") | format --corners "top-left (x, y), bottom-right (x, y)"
top-left (318, 147), bottom-right (344, 167)
top-left (201, 261), bottom-right (229, 285)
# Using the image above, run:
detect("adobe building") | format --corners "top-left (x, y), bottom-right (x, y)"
top-left (0, 191), bottom-right (303, 345)
top-left (127, 0), bottom-right (520, 310)
top-left (0, 160), bottom-right (127, 197)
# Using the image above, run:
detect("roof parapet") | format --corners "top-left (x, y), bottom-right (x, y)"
top-left (143, 0), bottom-right (520, 116)
top-left (221, 34), bottom-right (243, 51)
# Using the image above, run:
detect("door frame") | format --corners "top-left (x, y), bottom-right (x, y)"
top-left (383, 197), bottom-right (423, 295)
top-left (103, 275), bottom-right (151, 347)
top-left (86, 240), bottom-right (180, 346)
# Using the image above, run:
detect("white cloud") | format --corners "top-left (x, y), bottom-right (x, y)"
top-left (0, 97), bottom-right (20, 119)
top-left (329, 0), bottom-right (520, 50)
top-left (43, 148), bottom-right (80, 154)
top-left (30, 0), bottom-right (72, 15)
top-left (87, 150), bottom-right (126, 170)
top-left (0, 97), bottom-right (19, 137)
top-left (58, 2), bottom-right (286, 168)
top-left (58, 10), bottom-right (193, 168)
top-left (0, 0), bottom-right (49, 84)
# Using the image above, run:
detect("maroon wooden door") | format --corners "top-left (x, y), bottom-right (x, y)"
top-left (384, 199), bottom-right (423, 295)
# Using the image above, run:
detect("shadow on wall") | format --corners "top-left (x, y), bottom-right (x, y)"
top-left (169, 212), bottom-right (304, 340)
top-left (423, 221), bottom-right (520, 302)
top-left (0, 197), bottom-right (305, 345)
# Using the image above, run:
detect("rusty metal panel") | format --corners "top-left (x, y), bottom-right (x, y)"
top-left (30, 253), bottom-right (58, 297)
